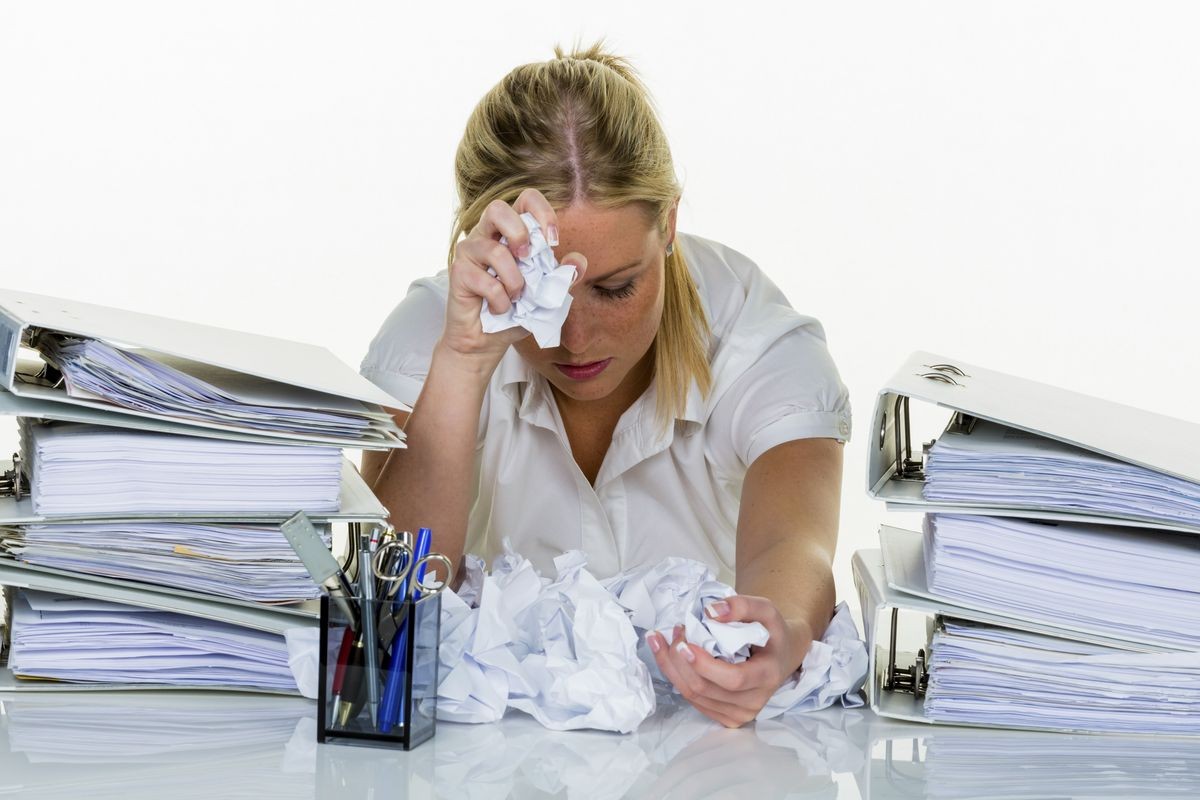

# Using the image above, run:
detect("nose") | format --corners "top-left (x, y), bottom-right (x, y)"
top-left (558, 297), bottom-right (594, 356)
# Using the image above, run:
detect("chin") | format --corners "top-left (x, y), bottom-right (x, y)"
top-left (547, 374), bottom-right (616, 402)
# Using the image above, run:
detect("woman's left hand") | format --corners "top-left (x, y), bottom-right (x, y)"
top-left (646, 594), bottom-right (813, 728)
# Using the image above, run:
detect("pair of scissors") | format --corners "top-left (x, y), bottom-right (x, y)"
top-left (371, 531), bottom-right (451, 646)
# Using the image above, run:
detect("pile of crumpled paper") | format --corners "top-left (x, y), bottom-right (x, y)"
top-left (434, 544), bottom-right (867, 733)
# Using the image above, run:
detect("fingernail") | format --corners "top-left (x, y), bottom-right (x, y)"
top-left (673, 624), bottom-right (684, 642)
top-left (674, 641), bottom-right (695, 663)
top-left (510, 291), bottom-right (521, 303)
top-left (547, 225), bottom-right (559, 247)
top-left (705, 600), bottom-right (730, 619)
top-left (517, 244), bottom-right (531, 259)
top-left (645, 631), bottom-right (661, 654)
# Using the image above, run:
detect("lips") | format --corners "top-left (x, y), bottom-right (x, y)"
top-left (553, 358), bottom-right (612, 381)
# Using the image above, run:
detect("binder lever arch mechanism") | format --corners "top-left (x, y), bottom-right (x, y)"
top-left (1, 453), bottom-right (27, 501)
top-left (879, 361), bottom-right (977, 484)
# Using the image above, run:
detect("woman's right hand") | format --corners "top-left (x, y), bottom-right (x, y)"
top-left (440, 188), bottom-right (588, 372)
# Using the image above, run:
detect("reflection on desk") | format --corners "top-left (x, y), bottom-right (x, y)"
top-left (0, 692), bottom-right (316, 799)
top-left (3, 691), bottom-right (1200, 799)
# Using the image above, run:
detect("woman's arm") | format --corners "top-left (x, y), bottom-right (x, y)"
top-left (647, 437), bottom-right (844, 727)
top-left (361, 345), bottom-right (495, 574)
top-left (733, 437), bottom-right (842, 668)
top-left (359, 189), bottom-right (586, 577)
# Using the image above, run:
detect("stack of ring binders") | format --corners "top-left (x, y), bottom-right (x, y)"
top-left (0, 287), bottom-right (407, 696)
top-left (854, 351), bottom-right (1200, 736)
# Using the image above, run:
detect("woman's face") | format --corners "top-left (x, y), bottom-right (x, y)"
top-left (513, 201), bottom-right (671, 408)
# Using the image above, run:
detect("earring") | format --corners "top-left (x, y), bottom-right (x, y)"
top-left (665, 243), bottom-right (675, 257)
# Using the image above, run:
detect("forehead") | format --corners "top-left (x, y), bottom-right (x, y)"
top-left (555, 202), bottom-right (658, 272)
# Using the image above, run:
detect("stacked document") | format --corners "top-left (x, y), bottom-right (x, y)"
top-left (38, 334), bottom-right (390, 440)
top-left (855, 351), bottom-right (1200, 736)
top-left (924, 619), bottom-right (1200, 735)
top-left (0, 287), bottom-right (407, 448)
top-left (20, 420), bottom-right (342, 516)
top-left (8, 589), bottom-right (297, 691)
top-left (923, 514), bottom-right (1200, 649)
top-left (923, 420), bottom-right (1200, 528)
top-left (0, 287), bottom-right (400, 695)
top-left (0, 521), bottom-right (330, 603)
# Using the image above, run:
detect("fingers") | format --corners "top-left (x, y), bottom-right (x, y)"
top-left (704, 594), bottom-right (779, 628)
top-left (453, 249), bottom-right (515, 315)
top-left (513, 188), bottom-right (559, 247)
top-left (473, 199), bottom-right (534, 258)
top-left (472, 188), bottom-right (559, 261)
top-left (558, 251), bottom-right (588, 285)
top-left (458, 189), bottom-right (568, 314)
top-left (477, 238), bottom-right (527, 299)
top-left (687, 645), bottom-right (777, 693)
top-left (647, 628), bottom-right (766, 728)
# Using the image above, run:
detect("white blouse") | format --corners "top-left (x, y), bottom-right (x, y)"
top-left (361, 233), bottom-right (852, 585)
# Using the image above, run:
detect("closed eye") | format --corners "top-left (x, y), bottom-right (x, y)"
top-left (594, 280), bottom-right (636, 300)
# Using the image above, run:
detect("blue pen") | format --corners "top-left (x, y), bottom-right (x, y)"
top-left (378, 526), bottom-right (432, 733)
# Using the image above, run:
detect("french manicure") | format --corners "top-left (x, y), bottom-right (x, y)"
top-left (705, 600), bottom-right (730, 619)
top-left (674, 641), bottom-right (695, 663)
top-left (645, 631), bottom-right (661, 654)
top-left (547, 225), bottom-right (559, 247)
top-left (517, 244), bottom-right (531, 259)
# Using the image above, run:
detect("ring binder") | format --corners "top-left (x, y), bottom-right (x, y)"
top-left (868, 351), bottom-right (1200, 534)
top-left (0, 288), bottom-right (410, 450)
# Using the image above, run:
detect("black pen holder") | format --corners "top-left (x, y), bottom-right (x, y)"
top-left (316, 591), bottom-right (441, 750)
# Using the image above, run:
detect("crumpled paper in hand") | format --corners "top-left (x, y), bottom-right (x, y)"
top-left (479, 212), bottom-right (576, 348)
top-left (602, 557), bottom-right (770, 666)
top-left (433, 545), bottom-right (867, 733)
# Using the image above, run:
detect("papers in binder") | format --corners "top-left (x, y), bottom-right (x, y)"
top-left (924, 619), bottom-right (1200, 735)
top-left (859, 351), bottom-right (1200, 737)
top-left (0, 520), bottom-right (331, 604)
top-left (0, 287), bottom-right (408, 449)
top-left (38, 335), bottom-right (392, 441)
top-left (924, 513), bottom-right (1200, 650)
top-left (20, 420), bottom-right (342, 517)
top-left (924, 420), bottom-right (1200, 528)
top-left (8, 589), bottom-right (299, 691)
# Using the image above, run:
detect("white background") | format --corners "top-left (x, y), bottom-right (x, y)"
top-left (2, 1), bottom-right (1197, 613)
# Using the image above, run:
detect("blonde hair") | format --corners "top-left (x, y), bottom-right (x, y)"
top-left (450, 42), bottom-right (711, 425)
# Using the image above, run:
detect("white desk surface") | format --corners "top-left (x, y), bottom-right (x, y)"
top-left (2, 690), bottom-right (1197, 799)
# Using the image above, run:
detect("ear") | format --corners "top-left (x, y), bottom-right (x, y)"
top-left (666, 198), bottom-right (679, 248)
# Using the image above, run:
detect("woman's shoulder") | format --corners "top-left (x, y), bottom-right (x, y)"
top-left (359, 272), bottom-right (451, 405)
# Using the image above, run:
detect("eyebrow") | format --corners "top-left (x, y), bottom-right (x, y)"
top-left (590, 261), bottom-right (642, 283)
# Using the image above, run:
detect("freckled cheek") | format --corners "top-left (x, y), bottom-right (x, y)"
top-left (613, 288), bottom-right (664, 356)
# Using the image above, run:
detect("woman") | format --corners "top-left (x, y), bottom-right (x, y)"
top-left (360, 44), bottom-right (851, 727)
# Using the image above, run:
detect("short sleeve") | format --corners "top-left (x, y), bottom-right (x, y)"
top-left (359, 276), bottom-right (448, 409)
top-left (708, 325), bottom-right (852, 473)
